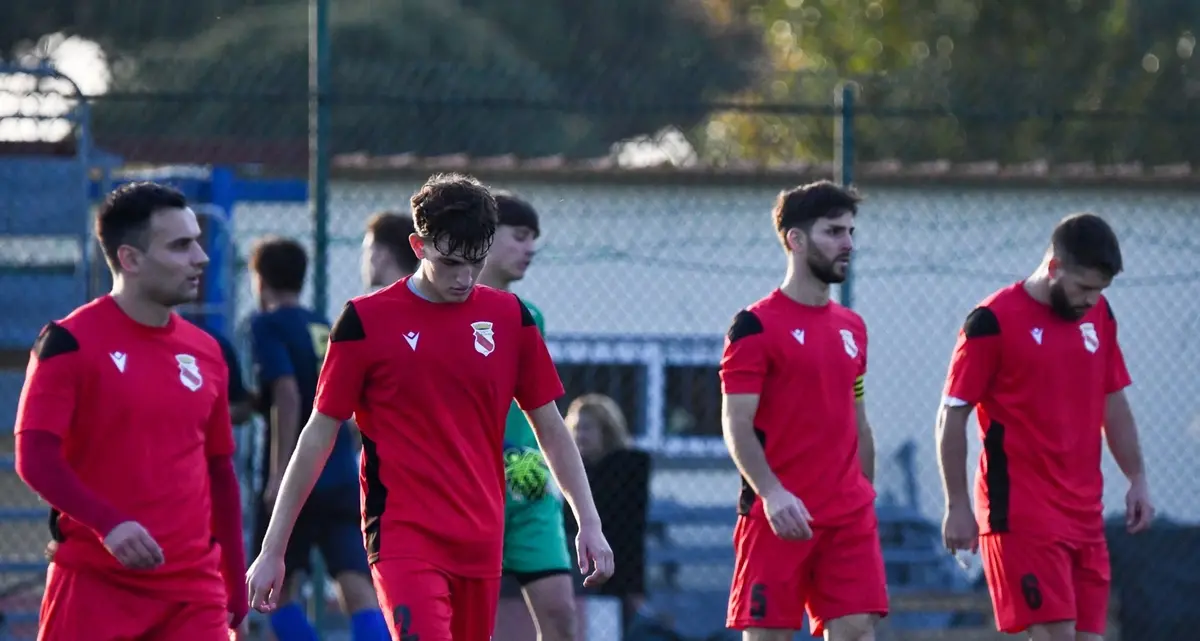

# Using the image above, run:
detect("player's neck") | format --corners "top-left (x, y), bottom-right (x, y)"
top-left (780, 265), bottom-right (831, 307)
top-left (410, 268), bottom-right (453, 303)
top-left (477, 268), bottom-right (511, 291)
top-left (1023, 267), bottom-right (1053, 306)
top-left (263, 293), bottom-right (301, 311)
top-left (110, 283), bottom-right (173, 328)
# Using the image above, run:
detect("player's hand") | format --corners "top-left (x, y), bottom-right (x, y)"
top-left (103, 521), bottom-right (164, 570)
top-left (574, 520), bottom-right (615, 587)
top-left (942, 504), bottom-right (979, 554)
top-left (246, 551), bottom-right (287, 613)
top-left (761, 485), bottom-right (813, 541)
top-left (1125, 476), bottom-right (1155, 533)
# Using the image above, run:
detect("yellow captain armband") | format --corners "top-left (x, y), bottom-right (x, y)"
top-left (854, 375), bottom-right (865, 400)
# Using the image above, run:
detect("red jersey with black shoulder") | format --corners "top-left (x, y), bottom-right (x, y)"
top-left (720, 290), bottom-right (875, 527)
top-left (314, 278), bottom-right (564, 578)
top-left (943, 282), bottom-right (1132, 542)
top-left (14, 295), bottom-right (234, 600)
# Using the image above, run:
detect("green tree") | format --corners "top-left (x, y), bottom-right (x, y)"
top-left (697, 0), bottom-right (1200, 164)
top-left (6, 0), bottom-right (763, 159)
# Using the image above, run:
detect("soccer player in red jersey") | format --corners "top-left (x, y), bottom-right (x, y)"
top-left (14, 182), bottom-right (248, 640)
top-left (937, 213), bottom-right (1154, 641)
top-left (247, 173), bottom-right (614, 641)
top-left (721, 181), bottom-right (887, 641)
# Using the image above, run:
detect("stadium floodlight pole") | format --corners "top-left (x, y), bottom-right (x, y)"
top-left (309, 0), bottom-right (331, 321)
top-left (834, 81), bottom-right (856, 309)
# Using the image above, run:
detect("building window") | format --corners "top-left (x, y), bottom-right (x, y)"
top-left (555, 362), bottom-right (648, 438)
top-left (663, 364), bottom-right (722, 438)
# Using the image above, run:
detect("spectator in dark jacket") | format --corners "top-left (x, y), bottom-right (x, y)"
top-left (563, 393), bottom-right (652, 626)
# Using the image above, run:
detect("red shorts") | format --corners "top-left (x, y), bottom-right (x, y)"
top-left (372, 558), bottom-right (501, 641)
top-left (980, 533), bottom-right (1111, 634)
top-left (727, 504), bottom-right (888, 636)
top-left (37, 563), bottom-right (228, 641)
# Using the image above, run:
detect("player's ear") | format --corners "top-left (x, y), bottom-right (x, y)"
top-left (116, 244), bottom-right (142, 274)
top-left (785, 227), bottom-right (805, 253)
top-left (1047, 255), bottom-right (1060, 278)
top-left (409, 233), bottom-right (426, 260)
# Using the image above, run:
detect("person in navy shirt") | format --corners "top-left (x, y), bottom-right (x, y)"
top-left (247, 236), bottom-right (388, 641)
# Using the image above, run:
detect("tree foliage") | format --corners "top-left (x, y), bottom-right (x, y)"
top-left (4, 0), bottom-right (762, 158)
top-left (697, 0), bottom-right (1200, 164)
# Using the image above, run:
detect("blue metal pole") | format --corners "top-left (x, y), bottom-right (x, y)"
top-left (835, 82), bottom-right (856, 308)
top-left (208, 166), bottom-right (236, 338)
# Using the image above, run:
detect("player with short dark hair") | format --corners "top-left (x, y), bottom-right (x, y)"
top-left (478, 191), bottom-right (578, 640)
top-left (14, 181), bottom-right (247, 640)
top-left (938, 212), bottom-right (1152, 641)
top-left (247, 236), bottom-right (389, 641)
top-left (721, 180), bottom-right (886, 640)
top-left (247, 173), bottom-right (614, 641)
top-left (362, 211), bottom-right (419, 290)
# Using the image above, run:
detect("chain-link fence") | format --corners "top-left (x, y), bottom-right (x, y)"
top-left (5, 1), bottom-right (1200, 639)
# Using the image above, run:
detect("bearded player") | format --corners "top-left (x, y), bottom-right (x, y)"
top-left (938, 213), bottom-right (1153, 641)
top-left (14, 182), bottom-right (247, 640)
top-left (247, 173), bottom-right (614, 641)
top-left (477, 191), bottom-right (578, 641)
top-left (721, 180), bottom-right (886, 641)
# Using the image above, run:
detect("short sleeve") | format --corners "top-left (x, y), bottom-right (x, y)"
top-left (855, 323), bottom-right (868, 400)
top-left (1104, 301), bottom-right (1132, 394)
top-left (314, 302), bottom-right (371, 421)
top-left (15, 323), bottom-right (82, 439)
top-left (250, 315), bottom-right (295, 385)
top-left (720, 311), bottom-right (769, 395)
top-left (205, 362), bottom-right (236, 456)
top-left (514, 298), bottom-right (564, 411)
top-left (943, 306), bottom-right (1002, 406)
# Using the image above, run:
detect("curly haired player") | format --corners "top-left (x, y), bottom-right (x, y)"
top-left (248, 173), bottom-right (614, 641)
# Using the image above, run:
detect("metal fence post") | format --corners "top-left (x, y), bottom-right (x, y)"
top-left (308, 0), bottom-right (331, 635)
top-left (310, 0), bottom-right (331, 321)
top-left (835, 81), bottom-right (856, 309)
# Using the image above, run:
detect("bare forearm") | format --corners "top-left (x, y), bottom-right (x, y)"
top-left (723, 421), bottom-right (782, 496)
top-left (1105, 392), bottom-right (1145, 482)
top-left (261, 414), bottom-right (338, 554)
top-left (536, 419), bottom-right (601, 525)
top-left (936, 406), bottom-right (972, 507)
top-left (858, 421), bottom-right (876, 484)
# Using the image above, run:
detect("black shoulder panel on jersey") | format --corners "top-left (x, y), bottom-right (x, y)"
top-left (31, 323), bottom-right (79, 360)
top-left (962, 306), bottom-right (1000, 339)
top-left (517, 297), bottom-right (536, 327)
top-left (726, 310), bottom-right (764, 344)
top-left (330, 302), bottom-right (367, 343)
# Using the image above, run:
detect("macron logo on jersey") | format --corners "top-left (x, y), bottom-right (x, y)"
top-left (791, 329), bottom-right (805, 345)
top-left (1031, 328), bottom-right (1043, 345)
top-left (403, 331), bottom-right (419, 351)
top-left (109, 351), bottom-right (127, 372)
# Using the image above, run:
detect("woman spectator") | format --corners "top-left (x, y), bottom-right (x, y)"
top-left (563, 393), bottom-right (652, 628)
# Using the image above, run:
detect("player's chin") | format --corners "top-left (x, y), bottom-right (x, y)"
top-left (444, 287), bottom-right (472, 302)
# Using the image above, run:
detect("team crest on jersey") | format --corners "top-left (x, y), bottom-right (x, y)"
top-left (471, 321), bottom-right (496, 356)
top-left (175, 354), bottom-right (203, 391)
top-left (839, 329), bottom-right (859, 358)
top-left (1079, 322), bottom-right (1099, 354)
